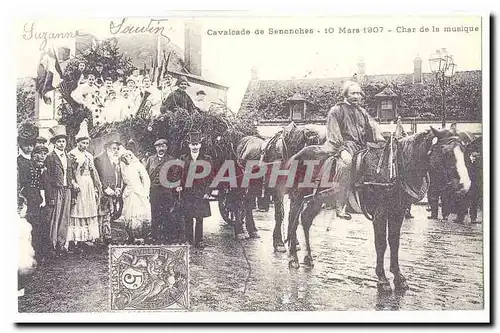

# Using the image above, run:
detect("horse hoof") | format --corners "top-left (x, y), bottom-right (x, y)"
top-left (236, 233), bottom-right (246, 240)
top-left (288, 259), bottom-right (300, 269)
top-left (377, 280), bottom-right (392, 293)
top-left (274, 245), bottom-right (287, 253)
top-left (394, 279), bottom-right (409, 291)
top-left (303, 255), bottom-right (314, 268)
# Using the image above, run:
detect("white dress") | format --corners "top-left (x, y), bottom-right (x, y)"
top-left (121, 160), bottom-right (151, 238)
top-left (67, 148), bottom-right (101, 242)
top-left (19, 211), bottom-right (36, 276)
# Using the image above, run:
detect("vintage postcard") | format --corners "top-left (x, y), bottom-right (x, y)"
top-left (14, 14), bottom-right (489, 323)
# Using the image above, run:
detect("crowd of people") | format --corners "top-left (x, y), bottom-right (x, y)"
top-left (17, 79), bottom-right (482, 298)
top-left (17, 118), bottom-right (216, 275)
top-left (68, 61), bottom-right (213, 125)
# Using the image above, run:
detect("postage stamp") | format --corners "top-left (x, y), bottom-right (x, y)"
top-left (13, 12), bottom-right (489, 323)
top-left (109, 245), bottom-right (189, 311)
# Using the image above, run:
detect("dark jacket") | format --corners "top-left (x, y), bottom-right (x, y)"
top-left (145, 153), bottom-right (182, 190)
top-left (19, 158), bottom-right (46, 215)
top-left (17, 155), bottom-right (32, 194)
top-left (44, 150), bottom-right (76, 203)
top-left (179, 152), bottom-right (213, 218)
top-left (160, 89), bottom-right (196, 114)
top-left (325, 102), bottom-right (382, 155)
top-left (94, 152), bottom-right (122, 191)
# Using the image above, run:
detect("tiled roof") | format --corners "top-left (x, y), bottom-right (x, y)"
top-left (374, 86), bottom-right (398, 98)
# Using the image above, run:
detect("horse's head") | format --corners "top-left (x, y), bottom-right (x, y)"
top-left (276, 123), bottom-right (322, 159)
top-left (430, 126), bottom-right (472, 195)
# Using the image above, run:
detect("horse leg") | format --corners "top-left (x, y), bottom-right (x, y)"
top-left (301, 197), bottom-right (322, 268)
top-left (287, 192), bottom-right (302, 269)
top-left (233, 193), bottom-right (246, 240)
top-left (389, 208), bottom-right (409, 291)
top-left (373, 207), bottom-right (391, 292)
top-left (245, 198), bottom-right (259, 238)
top-left (273, 192), bottom-right (286, 252)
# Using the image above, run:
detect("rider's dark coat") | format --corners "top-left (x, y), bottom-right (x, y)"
top-left (325, 101), bottom-right (384, 155)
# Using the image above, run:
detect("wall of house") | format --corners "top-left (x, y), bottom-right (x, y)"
top-left (257, 121), bottom-right (482, 139)
top-left (183, 81), bottom-right (228, 111)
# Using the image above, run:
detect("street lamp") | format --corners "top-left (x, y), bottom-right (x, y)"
top-left (429, 48), bottom-right (457, 128)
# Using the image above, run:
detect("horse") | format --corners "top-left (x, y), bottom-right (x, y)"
top-left (284, 126), bottom-right (471, 291)
top-left (235, 122), bottom-right (325, 247)
top-left (427, 129), bottom-right (477, 221)
top-left (430, 132), bottom-right (482, 224)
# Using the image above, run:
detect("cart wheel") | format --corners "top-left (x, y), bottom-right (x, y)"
top-left (218, 189), bottom-right (237, 226)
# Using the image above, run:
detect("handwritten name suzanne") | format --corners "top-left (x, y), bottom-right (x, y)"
top-left (22, 22), bottom-right (87, 51)
top-left (109, 18), bottom-right (171, 42)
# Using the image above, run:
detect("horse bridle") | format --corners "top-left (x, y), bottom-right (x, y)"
top-left (430, 135), bottom-right (465, 189)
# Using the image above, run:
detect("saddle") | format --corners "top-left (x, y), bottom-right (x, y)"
top-left (351, 137), bottom-right (402, 220)
top-left (353, 140), bottom-right (398, 189)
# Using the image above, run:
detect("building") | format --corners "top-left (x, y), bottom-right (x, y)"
top-left (238, 58), bottom-right (482, 137)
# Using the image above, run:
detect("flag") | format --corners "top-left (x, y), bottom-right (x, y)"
top-left (156, 59), bottom-right (164, 88)
top-left (36, 47), bottom-right (64, 104)
top-left (162, 51), bottom-right (171, 78)
top-left (91, 38), bottom-right (98, 51)
top-left (57, 47), bottom-right (71, 62)
top-left (151, 56), bottom-right (156, 82)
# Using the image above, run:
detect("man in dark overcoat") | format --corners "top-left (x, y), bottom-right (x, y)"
top-left (180, 132), bottom-right (213, 248)
top-left (94, 140), bottom-right (123, 244)
top-left (145, 139), bottom-right (181, 243)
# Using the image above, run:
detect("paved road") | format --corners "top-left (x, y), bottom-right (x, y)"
top-left (18, 202), bottom-right (484, 312)
top-left (190, 202), bottom-right (484, 311)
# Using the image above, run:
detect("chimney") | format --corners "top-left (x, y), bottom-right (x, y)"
top-left (413, 56), bottom-right (422, 83)
top-left (184, 21), bottom-right (202, 76)
top-left (250, 66), bottom-right (259, 80)
top-left (357, 58), bottom-right (366, 83)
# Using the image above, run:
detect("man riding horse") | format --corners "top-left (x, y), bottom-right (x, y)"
top-left (286, 80), bottom-right (471, 292)
top-left (323, 81), bottom-right (385, 219)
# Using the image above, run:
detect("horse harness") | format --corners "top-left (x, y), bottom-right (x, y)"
top-left (352, 134), bottom-right (406, 221)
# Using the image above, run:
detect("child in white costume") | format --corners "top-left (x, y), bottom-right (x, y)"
top-left (18, 196), bottom-right (37, 297)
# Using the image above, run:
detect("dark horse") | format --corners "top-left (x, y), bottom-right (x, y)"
top-left (235, 122), bottom-right (325, 247)
top-left (284, 126), bottom-right (471, 291)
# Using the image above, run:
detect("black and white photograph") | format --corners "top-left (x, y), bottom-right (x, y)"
top-left (13, 14), bottom-right (488, 322)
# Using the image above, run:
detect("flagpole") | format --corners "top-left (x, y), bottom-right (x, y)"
top-left (157, 35), bottom-right (161, 70)
top-left (52, 89), bottom-right (56, 119)
top-left (34, 91), bottom-right (40, 121)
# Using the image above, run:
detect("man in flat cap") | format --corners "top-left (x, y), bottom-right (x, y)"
top-left (160, 76), bottom-right (196, 114)
top-left (145, 139), bottom-right (181, 243)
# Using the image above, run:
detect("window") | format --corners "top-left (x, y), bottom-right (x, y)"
top-left (291, 103), bottom-right (304, 120)
top-left (381, 100), bottom-right (393, 110)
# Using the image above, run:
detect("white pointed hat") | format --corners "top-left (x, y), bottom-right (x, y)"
top-left (76, 119), bottom-right (90, 142)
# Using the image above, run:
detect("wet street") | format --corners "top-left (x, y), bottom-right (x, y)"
top-left (190, 202), bottom-right (484, 311)
top-left (19, 202), bottom-right (484, 312)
